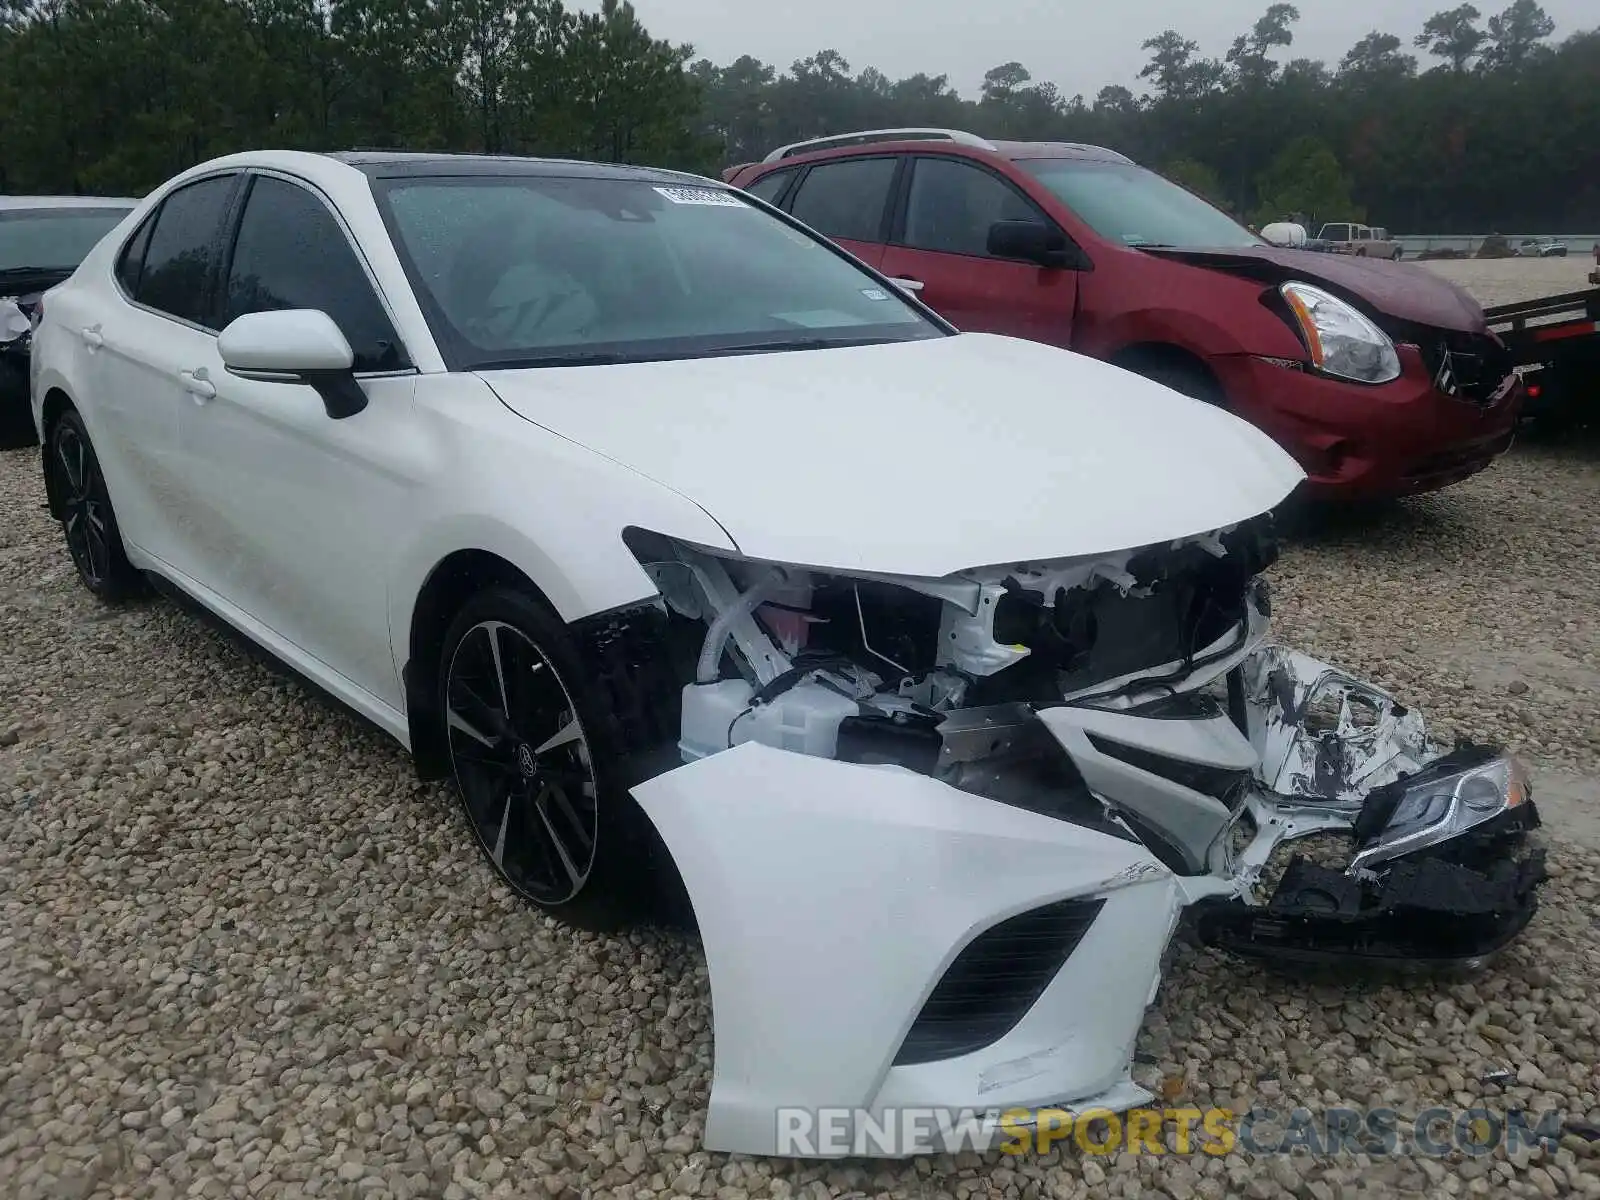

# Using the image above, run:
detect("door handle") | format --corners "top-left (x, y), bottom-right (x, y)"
top-left (891, 276), bottom-right (925, 292)
top-left (180, 367), bottom-right (216, 402)
top-left (79, 325), bottom-right (103, 350)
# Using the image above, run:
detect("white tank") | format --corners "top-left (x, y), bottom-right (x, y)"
top-left (1261, 222), bottom-right (1308, 248)
top-left (679, 679), bottom-right (860, 763)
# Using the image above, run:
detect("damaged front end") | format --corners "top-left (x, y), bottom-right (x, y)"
top-left (619, 520), bottom-right (1545, 1156)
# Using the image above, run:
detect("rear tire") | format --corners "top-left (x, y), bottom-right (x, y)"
top-left (46, 408), bottom-right (143, 602)
top-left (436, 585), bottom-right (680, 932)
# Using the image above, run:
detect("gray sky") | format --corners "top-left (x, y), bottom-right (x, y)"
top-left (623, 0), bottom-right (1594, 95)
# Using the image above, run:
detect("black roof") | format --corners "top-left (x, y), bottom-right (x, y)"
top-left (324, 150), bottom-right (704, 186)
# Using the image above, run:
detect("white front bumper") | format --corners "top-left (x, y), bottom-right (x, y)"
top-left (631, 742), bottom-right (1182, 1157)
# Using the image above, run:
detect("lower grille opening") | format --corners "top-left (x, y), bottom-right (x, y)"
top-left (1411, 329), bottom-right (1514, 406)
top-left (892, 897), bottom-right (1104, 1066)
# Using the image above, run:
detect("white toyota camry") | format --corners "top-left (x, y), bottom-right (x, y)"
top-left (30, 150), bottom-right (1544, 1157)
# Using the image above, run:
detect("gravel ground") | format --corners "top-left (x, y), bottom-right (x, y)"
top-left (4, 429), bottom-right (1600, 1200)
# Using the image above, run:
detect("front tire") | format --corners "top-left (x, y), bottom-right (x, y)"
top-left (437, 586), bottom-right (672, 931)
top-left (46, 408), bottom-right (143, 602)
top-left (1124, 357), bottom-right (1226, 407)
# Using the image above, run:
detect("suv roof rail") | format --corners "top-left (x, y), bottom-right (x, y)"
top-left (761, 128), bottom-right (997, 163)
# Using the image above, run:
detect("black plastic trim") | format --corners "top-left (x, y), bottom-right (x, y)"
top-left (893, 896), bottom-right (1104, 1066)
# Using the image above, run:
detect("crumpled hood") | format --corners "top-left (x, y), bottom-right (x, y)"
top-left (1146, 245), bottom-right (1488, 333)
top-left (480, 333), bottom-right (1305, 579)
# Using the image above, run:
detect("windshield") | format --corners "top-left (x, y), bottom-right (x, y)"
top-left (1018, 160), bottom-right (1261, 251)
top-left (0, 208), bottom-right (132, 271)
top-left (374, 175), bottom-right (943, 369)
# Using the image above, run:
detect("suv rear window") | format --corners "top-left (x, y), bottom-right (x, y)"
top-left (787, 157), bottom-right (897, 244)
top-left (744, 169), bottom-right (795, 205)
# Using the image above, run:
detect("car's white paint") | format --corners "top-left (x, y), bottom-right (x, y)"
top-left (632, 740), bottom-right (1176, 1157)
top-left (482, 336), bottom-right (1304, 577)
top-left (218, 308), bottom-right (355, 375)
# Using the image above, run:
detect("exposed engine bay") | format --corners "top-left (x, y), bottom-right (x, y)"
top-left (615, 521), bottom-right (1545, 1156)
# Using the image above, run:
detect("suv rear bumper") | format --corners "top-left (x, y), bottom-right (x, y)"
top-left (1214, 346), bottom-right (1522, 500)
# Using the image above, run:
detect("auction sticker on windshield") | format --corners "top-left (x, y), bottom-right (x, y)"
top-left (654, 186), bottom-right (746, 207)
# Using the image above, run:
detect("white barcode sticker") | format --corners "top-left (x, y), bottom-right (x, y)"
top-left (653, 185), bottom-right (747, 207)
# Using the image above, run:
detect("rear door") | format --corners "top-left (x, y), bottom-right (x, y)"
top-left (878, 155), bottom-right (1080, 346)
top-left (91, 172), bottom-right (243, 572)
top-left (781, 156), bottom-right (899, 269)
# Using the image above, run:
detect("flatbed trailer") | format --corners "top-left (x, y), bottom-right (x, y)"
top-left (1484, 287), bottom-right (1600, 426)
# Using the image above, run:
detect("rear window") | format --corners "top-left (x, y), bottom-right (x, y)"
top-left (787, 157), bottom-right (897, 244)
top-left (0, 207), bottom-right (133, 271)
top-left (744, 169), bottom-right (796, 205)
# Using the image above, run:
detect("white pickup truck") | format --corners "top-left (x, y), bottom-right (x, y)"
top-left (1316, 222), bottom-right (1402, 259)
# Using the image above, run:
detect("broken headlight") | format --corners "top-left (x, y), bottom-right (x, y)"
top-left (1350, 750), bottom-right (1531, 872)
top-left (0, 298), bottom-right (31, 345)
top-left (1279, 281), bottom-right (1401, 385)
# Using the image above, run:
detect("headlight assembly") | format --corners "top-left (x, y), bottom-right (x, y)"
top-left (1279, 281), bottom-right (1401, 385)
top-left (1351, 751), bottom-right (1531, 872)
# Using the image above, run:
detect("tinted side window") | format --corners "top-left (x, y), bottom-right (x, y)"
top-left (788, 157), bottom-right (896, 244)
top-left (223, 176), bottom-right (404, 372)
top-left (136, 176), bottom-right (238, 326)
top-left (745, 169), bottom-right (796, 205)
top-left (902, 158), bottom-right (1049, 259)
top-left (115, 214), bottom-right (155, 295)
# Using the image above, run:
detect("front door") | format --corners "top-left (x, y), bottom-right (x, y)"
top-left (878, 155), bottom-right (1079, 346)
top-left (175, 171), bottom-right (425, 712)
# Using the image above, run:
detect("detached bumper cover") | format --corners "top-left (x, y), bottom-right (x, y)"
top-left (632, 742), bottom-right (1177, 1157)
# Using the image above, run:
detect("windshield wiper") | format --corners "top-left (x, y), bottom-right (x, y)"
top-left (698, 335), bottom-right (902, 357)
top-left (471, 351), bottom-right (639, 370)
top-left (469, 335), bottom-right (906, 372)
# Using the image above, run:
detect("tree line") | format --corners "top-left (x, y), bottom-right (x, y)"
top-left (2, 0), bottom-right (1595, 232)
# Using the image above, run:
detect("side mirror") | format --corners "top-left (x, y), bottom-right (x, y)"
top-left (987, 220), bottom-right (1077, 269)
top-left (218, 309), bottom-right (367, 420)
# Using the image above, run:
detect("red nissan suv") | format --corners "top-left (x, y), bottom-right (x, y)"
top-left (725, 129), bottom-right (1522, 500)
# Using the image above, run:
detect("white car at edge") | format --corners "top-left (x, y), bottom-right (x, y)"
top-left (29, 150), bottom-right (1544, 1158)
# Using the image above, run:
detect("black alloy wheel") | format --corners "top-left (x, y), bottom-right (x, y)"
top-left (437, 586), bottom-right (677, 930)
top-left (446, 616), bottom-right (599, 905)
top-left (47, 409), bottom-right (141, 601)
